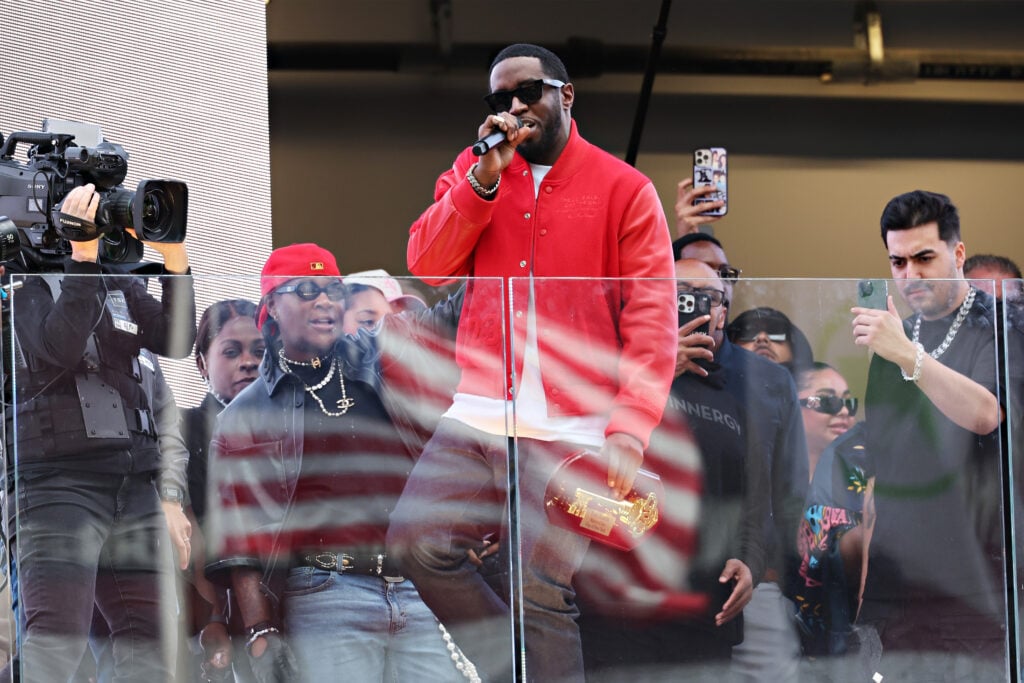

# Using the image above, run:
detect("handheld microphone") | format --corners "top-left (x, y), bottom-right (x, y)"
top-left (471, 118), bottom-right (522, 156)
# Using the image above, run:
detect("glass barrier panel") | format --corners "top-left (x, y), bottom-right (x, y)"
top-left (518, 276), bottom-right (1010, 683)
top-left (7, 272), bottom-right (506, 683)
top-left (1001, 277), bottom-right (1024, 682)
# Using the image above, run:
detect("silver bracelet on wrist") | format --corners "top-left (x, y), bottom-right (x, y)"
top-left (466, 163), bottom-right (500, 197)
top-left (245, 626), bottom-right (279, 652)
top-left (901, 341), bottom-right (925, 382)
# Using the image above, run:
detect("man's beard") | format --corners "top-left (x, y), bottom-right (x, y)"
top-left (517, 112), bottom-right (562, 164)
top-left (903, 279), bottom-right (963, 319)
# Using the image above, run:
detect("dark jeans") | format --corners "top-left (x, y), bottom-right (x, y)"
top-left (13, 468), bottom-right (172, 683)
top-left (387, 418), bottom-right (591, 683)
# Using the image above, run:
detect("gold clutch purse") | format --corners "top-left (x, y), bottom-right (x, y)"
top-left (544, 449), bottom-right (663, 551)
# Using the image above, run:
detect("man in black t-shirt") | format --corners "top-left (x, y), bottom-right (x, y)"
top-left (851, 190), bottom-right (1008, 681)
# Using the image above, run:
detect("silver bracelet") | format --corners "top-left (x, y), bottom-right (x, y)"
top-left (245, 625), bottom-right (279, 652)
top-left (466, 163), bottom-right (500, 197)
top-left (901, 341), bottom-right (925, 382)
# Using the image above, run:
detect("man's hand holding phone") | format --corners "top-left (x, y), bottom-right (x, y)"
top-left (675, 315), bottom-right (714, 378)
top-left (675, 178), bottom-right (725, 235)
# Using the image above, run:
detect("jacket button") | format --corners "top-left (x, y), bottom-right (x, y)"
top-left (544, 186), bottom-right (552, 194)
top-left (524, 212), bottom-right (531, 219)
top-left (519, 260), bottom-right (527, 268)
top-left (539, 229), bottom-right (547, 236)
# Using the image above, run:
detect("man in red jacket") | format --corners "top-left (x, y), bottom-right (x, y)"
top-left (388, 43), bottom-right (677, 682)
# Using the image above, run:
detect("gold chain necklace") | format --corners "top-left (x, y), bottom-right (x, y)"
top-left (278, 349), bottom-right (356, 417)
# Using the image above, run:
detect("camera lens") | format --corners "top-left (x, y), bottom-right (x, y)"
top-left (98, 188), bottom-right (134, 232)
top-left (100, 229), bottom-right (145, 263)
top-left (134, 180), bottom-right (187, 243)
top-left (139, 187), bottom-right (169, 237)
top-left (0, 217), bottom-right (22, 261)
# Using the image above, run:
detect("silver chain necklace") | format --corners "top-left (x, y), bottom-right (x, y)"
top-left (911, 286), bottom-right (975, 360)
top-left (278, 348), bottom-right (355, 417)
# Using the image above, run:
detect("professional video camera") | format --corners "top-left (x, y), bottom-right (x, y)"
top-left (0, 119), bottom-right (187, 271)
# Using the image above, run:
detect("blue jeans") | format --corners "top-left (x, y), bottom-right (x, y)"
top-left (282, 568), bottom-right (462, 681)
top-left (729, 582), bottom-right (800, 683)
top-left (387, 419), bottom-right (591, 683)
top-left (14, 469), bottom-right (172, 683)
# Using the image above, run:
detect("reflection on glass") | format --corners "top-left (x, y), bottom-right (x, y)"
top-left (3, 274), bottom-right (1018, 681)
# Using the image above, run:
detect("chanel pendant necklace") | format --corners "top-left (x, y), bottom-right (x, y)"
top-left (277, 348), bottom-right (326, 369)
top-left (278, 348), bottom-right (356, 417)
top-left (911, 286), bottom-right (975, 361)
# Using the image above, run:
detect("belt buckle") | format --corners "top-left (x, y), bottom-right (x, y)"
top-left (375, 552), bottom-right (404, 582)
top-left (308, 552), bottom-right (337, 571)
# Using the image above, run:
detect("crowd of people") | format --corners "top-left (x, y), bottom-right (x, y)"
top-left (2, 42), bottom-right (1023, 683)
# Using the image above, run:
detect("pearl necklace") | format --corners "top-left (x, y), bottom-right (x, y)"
top-left (276, 347), bottom-right (327, 369)
top-left (911, 286), bottom-right (975, 361)
top-left (278, 348), bottom-right (355, 417)
top-left (438, 622), bottom-right (480, 683)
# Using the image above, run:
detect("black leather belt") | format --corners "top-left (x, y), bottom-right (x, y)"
top-left (297, 550), bottom-right (404, 581)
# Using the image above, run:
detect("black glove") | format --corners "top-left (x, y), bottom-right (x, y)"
top-left (247, 632), bottom-right (299, 683)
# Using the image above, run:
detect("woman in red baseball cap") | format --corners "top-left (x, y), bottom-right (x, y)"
top-left (204, 244), bottom-right (469, 683)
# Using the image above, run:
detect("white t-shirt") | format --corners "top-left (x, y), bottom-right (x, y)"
top-left (442, 163), bottom-right (607, 446)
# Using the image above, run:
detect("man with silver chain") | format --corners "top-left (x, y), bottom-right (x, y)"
top-left (850, 190), bottom-right (1007, 682)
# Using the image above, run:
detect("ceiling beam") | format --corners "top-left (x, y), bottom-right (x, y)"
top-left (267, 40), bottom-right (1024, 82)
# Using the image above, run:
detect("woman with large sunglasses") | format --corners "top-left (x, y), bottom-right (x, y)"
top-left (793, 362), bottom-right (868, 663)
top-left (204, 244), bottom-right (465, 683)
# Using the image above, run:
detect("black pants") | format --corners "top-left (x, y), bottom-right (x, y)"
top-left (12, 468), bottom-right (172, 683)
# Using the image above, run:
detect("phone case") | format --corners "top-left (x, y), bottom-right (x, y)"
top-left (857, 279), bottom-right (888, 310)
top-left (693, 147), bottom-right (728, 216)
top-left (678, 291), bottom-right (712, 333)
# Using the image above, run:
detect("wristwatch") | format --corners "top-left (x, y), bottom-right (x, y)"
top-left (159, 485), bottom-right (185, 505)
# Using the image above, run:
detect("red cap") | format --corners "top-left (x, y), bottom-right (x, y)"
top-left (257, 243), bottom-right (342, 329)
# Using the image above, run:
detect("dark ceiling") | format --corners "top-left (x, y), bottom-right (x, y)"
top-left (265, 1), bottom-right (1024, 84)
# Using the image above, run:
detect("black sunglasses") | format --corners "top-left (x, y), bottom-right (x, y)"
top-left (677, 284), bottom-right (727, 307)
top-left (484, 78), bottom-right (565, 113)
top-left (275, 280), bottom-right (347, 302)
top-left (800, 395), bottom-right (859, 417)
top-left (734, 328), bottom-right (788, 343)
top-left (718, 265), bottom-right (742, 282)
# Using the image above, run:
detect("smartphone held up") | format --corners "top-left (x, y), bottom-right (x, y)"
top-left (678, 290), bottom-right (712, 335)
top-left (857, 279), bottom-right (888, 310)
top-left (693, 147), bottom-right (728, 217)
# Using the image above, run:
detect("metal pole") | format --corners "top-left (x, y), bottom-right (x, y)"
top-left (625, 0), bottom-right (674, 166)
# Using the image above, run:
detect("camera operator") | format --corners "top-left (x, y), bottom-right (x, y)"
top-left (2, 182), bottom-right (195, 682)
